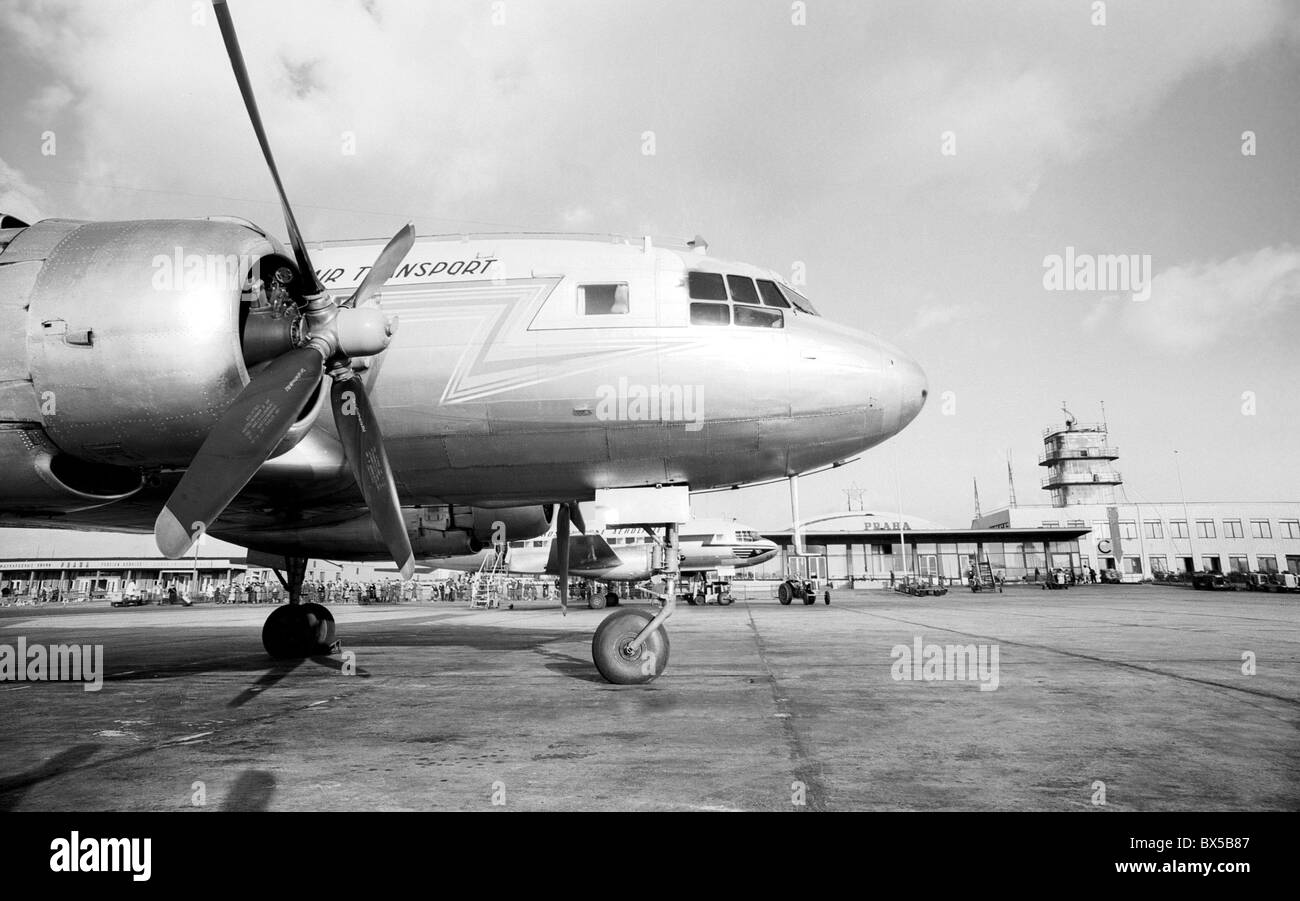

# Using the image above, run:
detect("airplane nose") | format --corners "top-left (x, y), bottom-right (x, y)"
top-left (898, 353), bottom-right (928, 427)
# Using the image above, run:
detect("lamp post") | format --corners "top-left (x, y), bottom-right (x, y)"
top-left (1174, 450), bottom-right (1196, 573)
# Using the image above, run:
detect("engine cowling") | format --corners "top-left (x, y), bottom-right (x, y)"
top-left (4, 218), bottom-right (304, 467)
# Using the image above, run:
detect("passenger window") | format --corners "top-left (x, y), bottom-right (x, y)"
top-left (688, 271), bottom-right (728, 300)
top-left (734, 305), bottom-right (784, 329)
top-left (580, 283), bottom-right (629, 315)
top-left (727, 275), bottom-right (760, 305)
top-left (757, 279), bottom-right (791, 308)
top-left (690, 302), bottom-right (730, 326)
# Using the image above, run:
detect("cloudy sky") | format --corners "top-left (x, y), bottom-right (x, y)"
top-left (2, 0), bottom-right (1297, 529)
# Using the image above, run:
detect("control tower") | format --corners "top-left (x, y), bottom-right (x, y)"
top-left (1038, 406), bottom-right (1122, 506)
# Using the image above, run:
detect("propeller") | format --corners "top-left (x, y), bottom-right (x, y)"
top-left (154, 0), bottom-right (415, 578)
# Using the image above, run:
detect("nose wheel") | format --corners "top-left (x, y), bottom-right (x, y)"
top-left (592, 607), bottom-right (671, 684)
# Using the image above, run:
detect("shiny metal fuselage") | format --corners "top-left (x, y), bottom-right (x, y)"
top-left (0, 224), bottom-right (928, 559)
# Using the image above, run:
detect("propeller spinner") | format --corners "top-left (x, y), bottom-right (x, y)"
top-left (155, 0), bottom-right (416, 578)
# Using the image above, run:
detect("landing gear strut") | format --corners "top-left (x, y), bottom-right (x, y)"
top-left (261, 555), bottom-right (337, 658)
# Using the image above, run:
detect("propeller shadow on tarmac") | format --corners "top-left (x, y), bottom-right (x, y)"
top-left (219, 769), bottom-right (276, 811)
top-left (0, 743), bottom-right (100, 811)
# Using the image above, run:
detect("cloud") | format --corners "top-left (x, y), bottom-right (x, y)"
top-left (1084, 245), bottom-right (1300, 349)
top-left (1, 0), bottom-right (1296, 233)
top-left (0, 155), bottom-right (45, 222)
top-left (905, 303), bottom-right (978, 336)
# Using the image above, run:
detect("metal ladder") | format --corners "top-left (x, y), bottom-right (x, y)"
top-left (469, 550), bottom-right (505, 609)
top-left (973, 559), bottom-right (999, 592)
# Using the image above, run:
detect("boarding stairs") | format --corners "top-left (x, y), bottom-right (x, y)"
top-left (972, 559), bottom-right (1000, 592)
top-left (469, 549), bottom-right (506, 609)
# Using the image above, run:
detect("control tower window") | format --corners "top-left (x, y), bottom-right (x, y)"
top-left (726, 275), bottom-right (761, 305)
top-left (580, 283), bottom-right (630, 315)
top-left (734, 305), bottom-right (784, 329)
top-left (690, 302), bottom-right (730, 326)
top-left (756, 279), bottom-right (791, 308)
top-left (778, 283), bottom-right (819, 315)
top-left (688, 271), bottom-right (728, 300)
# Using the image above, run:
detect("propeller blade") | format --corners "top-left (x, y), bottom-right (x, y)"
top-left (345, 224), bottom-right (415, 308)
top-left (557, 504), bottom-right (570, 615)
top-left (566, 501), bottom-right (586, 535)
top-left (330, 376), bottom-right (415, 580)
top-left (212, 0), bottom-right (324, 297)
top-left (156, 345), bottom-right (324, 557)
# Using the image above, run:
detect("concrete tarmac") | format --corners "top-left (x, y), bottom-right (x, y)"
top-left (0, 584), bottom-right (1296, 811)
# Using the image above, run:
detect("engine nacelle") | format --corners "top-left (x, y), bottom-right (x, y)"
top-left (4, 218), bottom-right (304, 467)
top-left (216, 504), bottom-right (553, 562)
top-left (466, 505), bottom-right (551, 545)
top-left (0, 425), bottom-right (142, 513)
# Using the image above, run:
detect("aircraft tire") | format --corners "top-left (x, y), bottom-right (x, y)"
top-left (588, 593), bottom-right (607, 610)
top-left (605, 592), bottom-right (620, 608)
top-left (262, 602), bottom-right (336, 659)
top-left (592, 608), bottom-right (670, 684)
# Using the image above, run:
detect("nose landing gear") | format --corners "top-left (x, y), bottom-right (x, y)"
top-left (591, 606), bottom-right (671, 684)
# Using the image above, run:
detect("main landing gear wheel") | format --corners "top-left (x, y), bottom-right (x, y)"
top-left (778, 581), bottom-right (793, 605)
top-left (604, 591), bottom-right (620, 608)
top-left (592, 608), bottom-right (670, 685)
top-left (262, 603), bottom-right (336, 658)
top-left (588, 592), bottom-right (607, 610)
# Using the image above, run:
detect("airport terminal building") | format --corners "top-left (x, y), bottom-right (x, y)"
top-left (972, 418), bottom-right (1300, 579)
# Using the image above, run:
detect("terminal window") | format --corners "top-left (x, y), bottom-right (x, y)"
top-left (1149, 556), bottom-right (1168, 573)
top-left (1170, 520), bottom-right (1189, 539)
top-left (1196, 520), bottom-right (1215, 539)
top-left (1251, 520), bottom-right (1272, 539)
top-left (1125, 556), bottom-right (1142, 574)
top-left (1144, 520), bottom-right (1163, 539)
top-left (1282, 520), bottom-right (1300, 539)
top-left (1119, 521), bottom-right (1137, 540)
top-left (1223, 519), bottom-right (1244, 538)
top-left (1257, 555), bottom-right (1278, 573)
top-left (1229, 556), bottom-right (1249, 573)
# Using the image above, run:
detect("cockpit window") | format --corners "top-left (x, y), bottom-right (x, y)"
top-left (690, 302), bottom-right (730, 326)
top-left (778, 283), bottom-right (819, 315)
top-left (580, 283), bottom-right (629, 315)
top-left (735, 530), bottom-right (761, 542)
top-left (756, 279), bottom-right (791, 308)
top-left (688, 271), bottom-right (728, 301)
top-left (733, 304), bottom-right (784, 329)
top-left (726, 275), bottom-right (760, 305)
